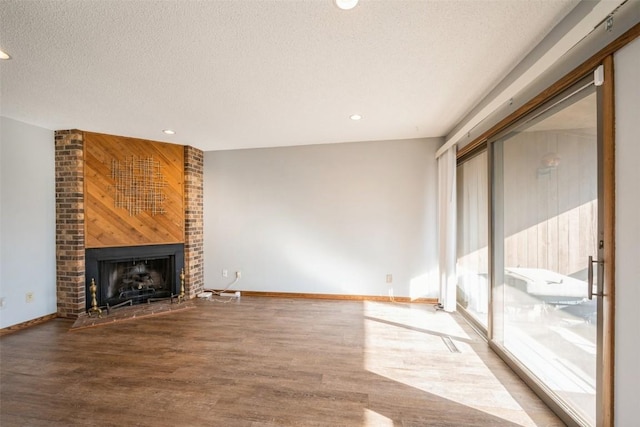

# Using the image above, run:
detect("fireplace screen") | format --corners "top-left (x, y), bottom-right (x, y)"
top-left (102, 258), bottom-right (172, 305)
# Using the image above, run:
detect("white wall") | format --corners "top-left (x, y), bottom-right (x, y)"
top-left (204, 138), bottom-right (441, 298)
top-left (0, 117), bottom-right (56, 328)
top-left (613, 37), bottom-right (640, 427)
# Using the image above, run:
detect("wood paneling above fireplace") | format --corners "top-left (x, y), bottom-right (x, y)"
top-left (84, 132), bottom-right (185, 248)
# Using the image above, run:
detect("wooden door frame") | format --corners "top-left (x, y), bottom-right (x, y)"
top-left (600, 54), bottom-right (615, 427)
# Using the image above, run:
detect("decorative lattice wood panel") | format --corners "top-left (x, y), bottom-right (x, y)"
top-left (84, 132), bottom-right (185, 248)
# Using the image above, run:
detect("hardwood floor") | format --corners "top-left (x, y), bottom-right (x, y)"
top-left (0, 297), bottom-right (564, 426)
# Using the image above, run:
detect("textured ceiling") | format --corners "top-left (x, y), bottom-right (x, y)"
top-left (0, 0), bottom-right (581, 151)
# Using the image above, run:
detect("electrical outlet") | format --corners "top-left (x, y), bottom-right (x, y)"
top-left (0, 297), bottom-right (5, 308)
top-left (236, 271), bottom-right (242, 279)
top-left (386, 274), bottom-right (393, 283)
top-left (222, 269), bottom-right (228, 278)
top-left (25, 292), bottom-right (34, 303)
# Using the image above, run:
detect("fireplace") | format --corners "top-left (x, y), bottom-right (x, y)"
top-left (85, 244), bottom-right (184, 310)
top-left (55, 130), bottom-right (203, 318)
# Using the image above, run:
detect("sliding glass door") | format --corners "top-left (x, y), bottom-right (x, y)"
top-left (491, 79), bottom-right (600, 426)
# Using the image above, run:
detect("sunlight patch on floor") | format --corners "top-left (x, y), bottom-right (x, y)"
top-left (363, 300), bottom-right (472, 341)
top-left (363, 408), bottom-right (394, 426)
top-left (362, 301), bottom-right (540, 427)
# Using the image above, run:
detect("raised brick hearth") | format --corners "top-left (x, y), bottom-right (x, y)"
top-left (55, 130), bottom-right (204, 318)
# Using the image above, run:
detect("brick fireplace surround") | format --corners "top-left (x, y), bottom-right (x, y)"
top-left (54, 130), bottom-right (204, 318)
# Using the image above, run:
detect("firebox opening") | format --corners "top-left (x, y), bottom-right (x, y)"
top-left (85, 244), bottom-right (185, 311)
top-left (103, 257), bottom-right (172, 306)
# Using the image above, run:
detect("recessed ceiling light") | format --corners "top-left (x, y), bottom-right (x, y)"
top-left (0, 49), bottom-right (11, 60)
top-left (335, 0), bottom-right (359, 10)
top-left (162, 129), bottom-right (176, 135)
top-left (350, 114), bottom-right (362, 121)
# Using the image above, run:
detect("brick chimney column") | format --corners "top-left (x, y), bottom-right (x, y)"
top-left (54, 130), bottom-right (85, 318)
top-left (184, 146), bottom-right (204, 297)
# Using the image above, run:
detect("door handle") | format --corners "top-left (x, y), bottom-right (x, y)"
top-left (588, 255), bottom-right (604, 300)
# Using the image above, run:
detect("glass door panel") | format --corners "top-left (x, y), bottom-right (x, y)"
top-left (492, 87), bottom-right (598, 425)
top-left (457, 151), bottom-right (489, 327)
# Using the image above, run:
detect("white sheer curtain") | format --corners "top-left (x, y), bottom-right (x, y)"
top-left (437, 145), bottom-right (457, 312)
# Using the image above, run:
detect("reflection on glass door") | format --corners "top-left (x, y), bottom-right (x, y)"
top-left (457, 151), bottom-right (489, 327)
top-left (492, 86), bottom-right (598, 425)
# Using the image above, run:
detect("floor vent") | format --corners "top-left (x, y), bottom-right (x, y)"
top-left (442, 335), bottom-right (461, 353)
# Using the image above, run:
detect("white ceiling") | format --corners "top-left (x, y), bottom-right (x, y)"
top-left (0, 0), bottom-right (581, 152)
